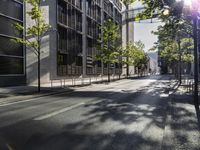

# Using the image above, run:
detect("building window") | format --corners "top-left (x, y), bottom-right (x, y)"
top-left (76, 0), bottom-right (82, 9)
top-left (0, 0), bottom-right (23, 20)
top-left (97, 60), bottom-right (101, 67)
top-left (57, 0), bottom-right (123, 76)
top-left (76, 56), bottom-right (82, 66)
top-left (87, 38), bottom-right (93, 56)
top-left (0, 1), bottom-right (24, 76)
top-left (0, 56), bottom-right (23, 74)
top-left (0, 36), bottom-right (23, 56)
top-left (0, 16), bottom-right (22, 37)
top-left (76, 11), bottom-right (82, 32)
top-left (57, 0), bottom-right (83, 76)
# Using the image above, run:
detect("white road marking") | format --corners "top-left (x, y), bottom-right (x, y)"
top-left (160, 93), bottom-right (169, 97)
top-left (0, 91), bottom-right (73, 107)
top-left (33, 102), bottom-right (85, 121)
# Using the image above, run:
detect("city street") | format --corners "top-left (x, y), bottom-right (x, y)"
top-left (1, 0), bottom-right (200, 150)
top-left (0, 75), bottom-right (177, 150)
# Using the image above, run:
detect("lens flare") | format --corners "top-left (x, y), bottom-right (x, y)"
top-left (177, 0), bottom-right (200, 10)
top-left (184, 0), bottom-right (192, 6)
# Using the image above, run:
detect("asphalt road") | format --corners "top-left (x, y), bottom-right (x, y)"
top-left (0, 75), bottom-right (173, 150)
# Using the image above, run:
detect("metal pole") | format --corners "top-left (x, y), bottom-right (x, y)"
top-left (126, 4), bottom-right (129, 77)
top-left (178, 38), bottom-right (182, 85)
top-left (193, 12), bottom-right (199, 106)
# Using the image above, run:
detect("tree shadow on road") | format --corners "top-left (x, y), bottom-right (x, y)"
top-left (166, 88), bottom-right (200, 150)
top-left (0, 79), bottom-right (199, 150)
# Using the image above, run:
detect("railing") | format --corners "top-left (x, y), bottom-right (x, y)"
top-left (49, 75), bottom-right (125, 88)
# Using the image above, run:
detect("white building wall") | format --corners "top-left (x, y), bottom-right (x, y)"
top-left (122, 4), bottom-right (135, 76)
top-left (26, 0), bottom-right (57, 85)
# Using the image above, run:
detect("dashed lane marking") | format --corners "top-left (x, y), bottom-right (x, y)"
top-left (33, 102), bottom-right (85, 121)
top-left (0, 91), bottom-right (74, 107)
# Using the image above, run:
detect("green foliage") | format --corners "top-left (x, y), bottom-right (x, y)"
top-left (140, 0), bottom-right (184, 19)
top-left (117, 41), bottom-right (148, 70)
top-left (135, 40), bottom-right (145, 51)
top-left (96, 19), bottom-right (120, 64)
top-left (133, 41), bottom-right (149, 70)
top-left (122, 0), bottom-right (136, 5)
top-left (139, 0), bottom-right (194, 69)
top-left (96, 18), bottom-right (148, 75)
top-left (159, 38), bottom-right (193, 66)
top-left (13, 0), bottom-right (50, 55)
top-left (160, 40), bottom-right (179, 65)
top-left (139, 0), bottom-right (192, 37)
top-left (180, 38), bottom-right (194, 62)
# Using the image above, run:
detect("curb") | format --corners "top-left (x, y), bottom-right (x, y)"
top-left (0, 76), bottom-right (131, 106)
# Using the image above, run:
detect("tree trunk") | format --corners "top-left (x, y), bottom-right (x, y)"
top-left (178, 39), bottom-right (182, 85)
top-left (37, 1), bottom-right (41, 93)
top-left (38, 50), bottom-right (41, 92)
top-left (108, 63), bottom-right (110, 82)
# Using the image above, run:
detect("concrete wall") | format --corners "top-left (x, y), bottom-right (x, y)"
top-left (122, 4), bottom-right (135, 76)
top-left (26, 0), bottom-right (57, 85)
top-left (26, 0), bottom-right (124, 86)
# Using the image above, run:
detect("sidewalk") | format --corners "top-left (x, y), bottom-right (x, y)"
top-left (0, 86), bottom-right (73, 105)
top-left (0, 75), bottom-right (128, 105)
top-left (163, 84), bottom-right (200, 150)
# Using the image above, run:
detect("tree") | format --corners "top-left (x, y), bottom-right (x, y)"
top-left (116, 42), bottom-right (136, 77)
top-left (158, 38), bottom-right (193, 75)
top-left (133, 41), bottom-right (149, 76)
top-left (139, 0), bottom-right (194, 76)
top-left (96, 19), bottom-right (120, 82)
top-left (117, 41), bottom-right (148, 77)
top-left (13, 0), bottom-right (50, 92)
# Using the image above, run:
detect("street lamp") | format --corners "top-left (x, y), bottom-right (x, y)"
top-left (191, 2), bottom-right (199, 107)
top-left (177, 33), bottom-right (182, 85)
top-left (163, 9), bottom-right (169, 16)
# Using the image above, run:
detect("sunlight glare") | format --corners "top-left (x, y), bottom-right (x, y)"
top-left (176, 0), bottom-right (192, 6)
top-left (184, 0), bottom-right (192, 6)
top-left (177, 0), bottom-right (200, 10)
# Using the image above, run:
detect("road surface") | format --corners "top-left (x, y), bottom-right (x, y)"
top-left (0, 75), bottom-right (173, 150)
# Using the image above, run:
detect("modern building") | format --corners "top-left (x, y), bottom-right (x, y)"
top-left (121, 5), bottom-right (143, 76)
top-left (147, 52), bottom-right (159, 74)
top-left (57, 0), bottom-right (122, 78)
top-left (0, 0), bottom-right (123, 86)
top-left (0, 0), bottom-right (25, 86)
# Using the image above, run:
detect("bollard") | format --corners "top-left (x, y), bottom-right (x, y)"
top-left (51, 80), bottom-right (53, 88)
top-left (82, 77), bottom-right (84, 85)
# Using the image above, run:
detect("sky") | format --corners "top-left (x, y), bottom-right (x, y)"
top-left (134, 21), bottom-right (162, 51)
top-left (130, 1), bottom-right (162, 51)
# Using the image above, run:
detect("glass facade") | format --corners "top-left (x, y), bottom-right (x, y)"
top-left (57, 0), bottom-right (122, 76)
top-left (57, 0), bottom-right (83, 76)
top-left (0, 0), bottom-right (24, 76)
top-left (0, 0), bottom-right (123, 86)
top-left (103, 0), bottom-right (122, 75)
